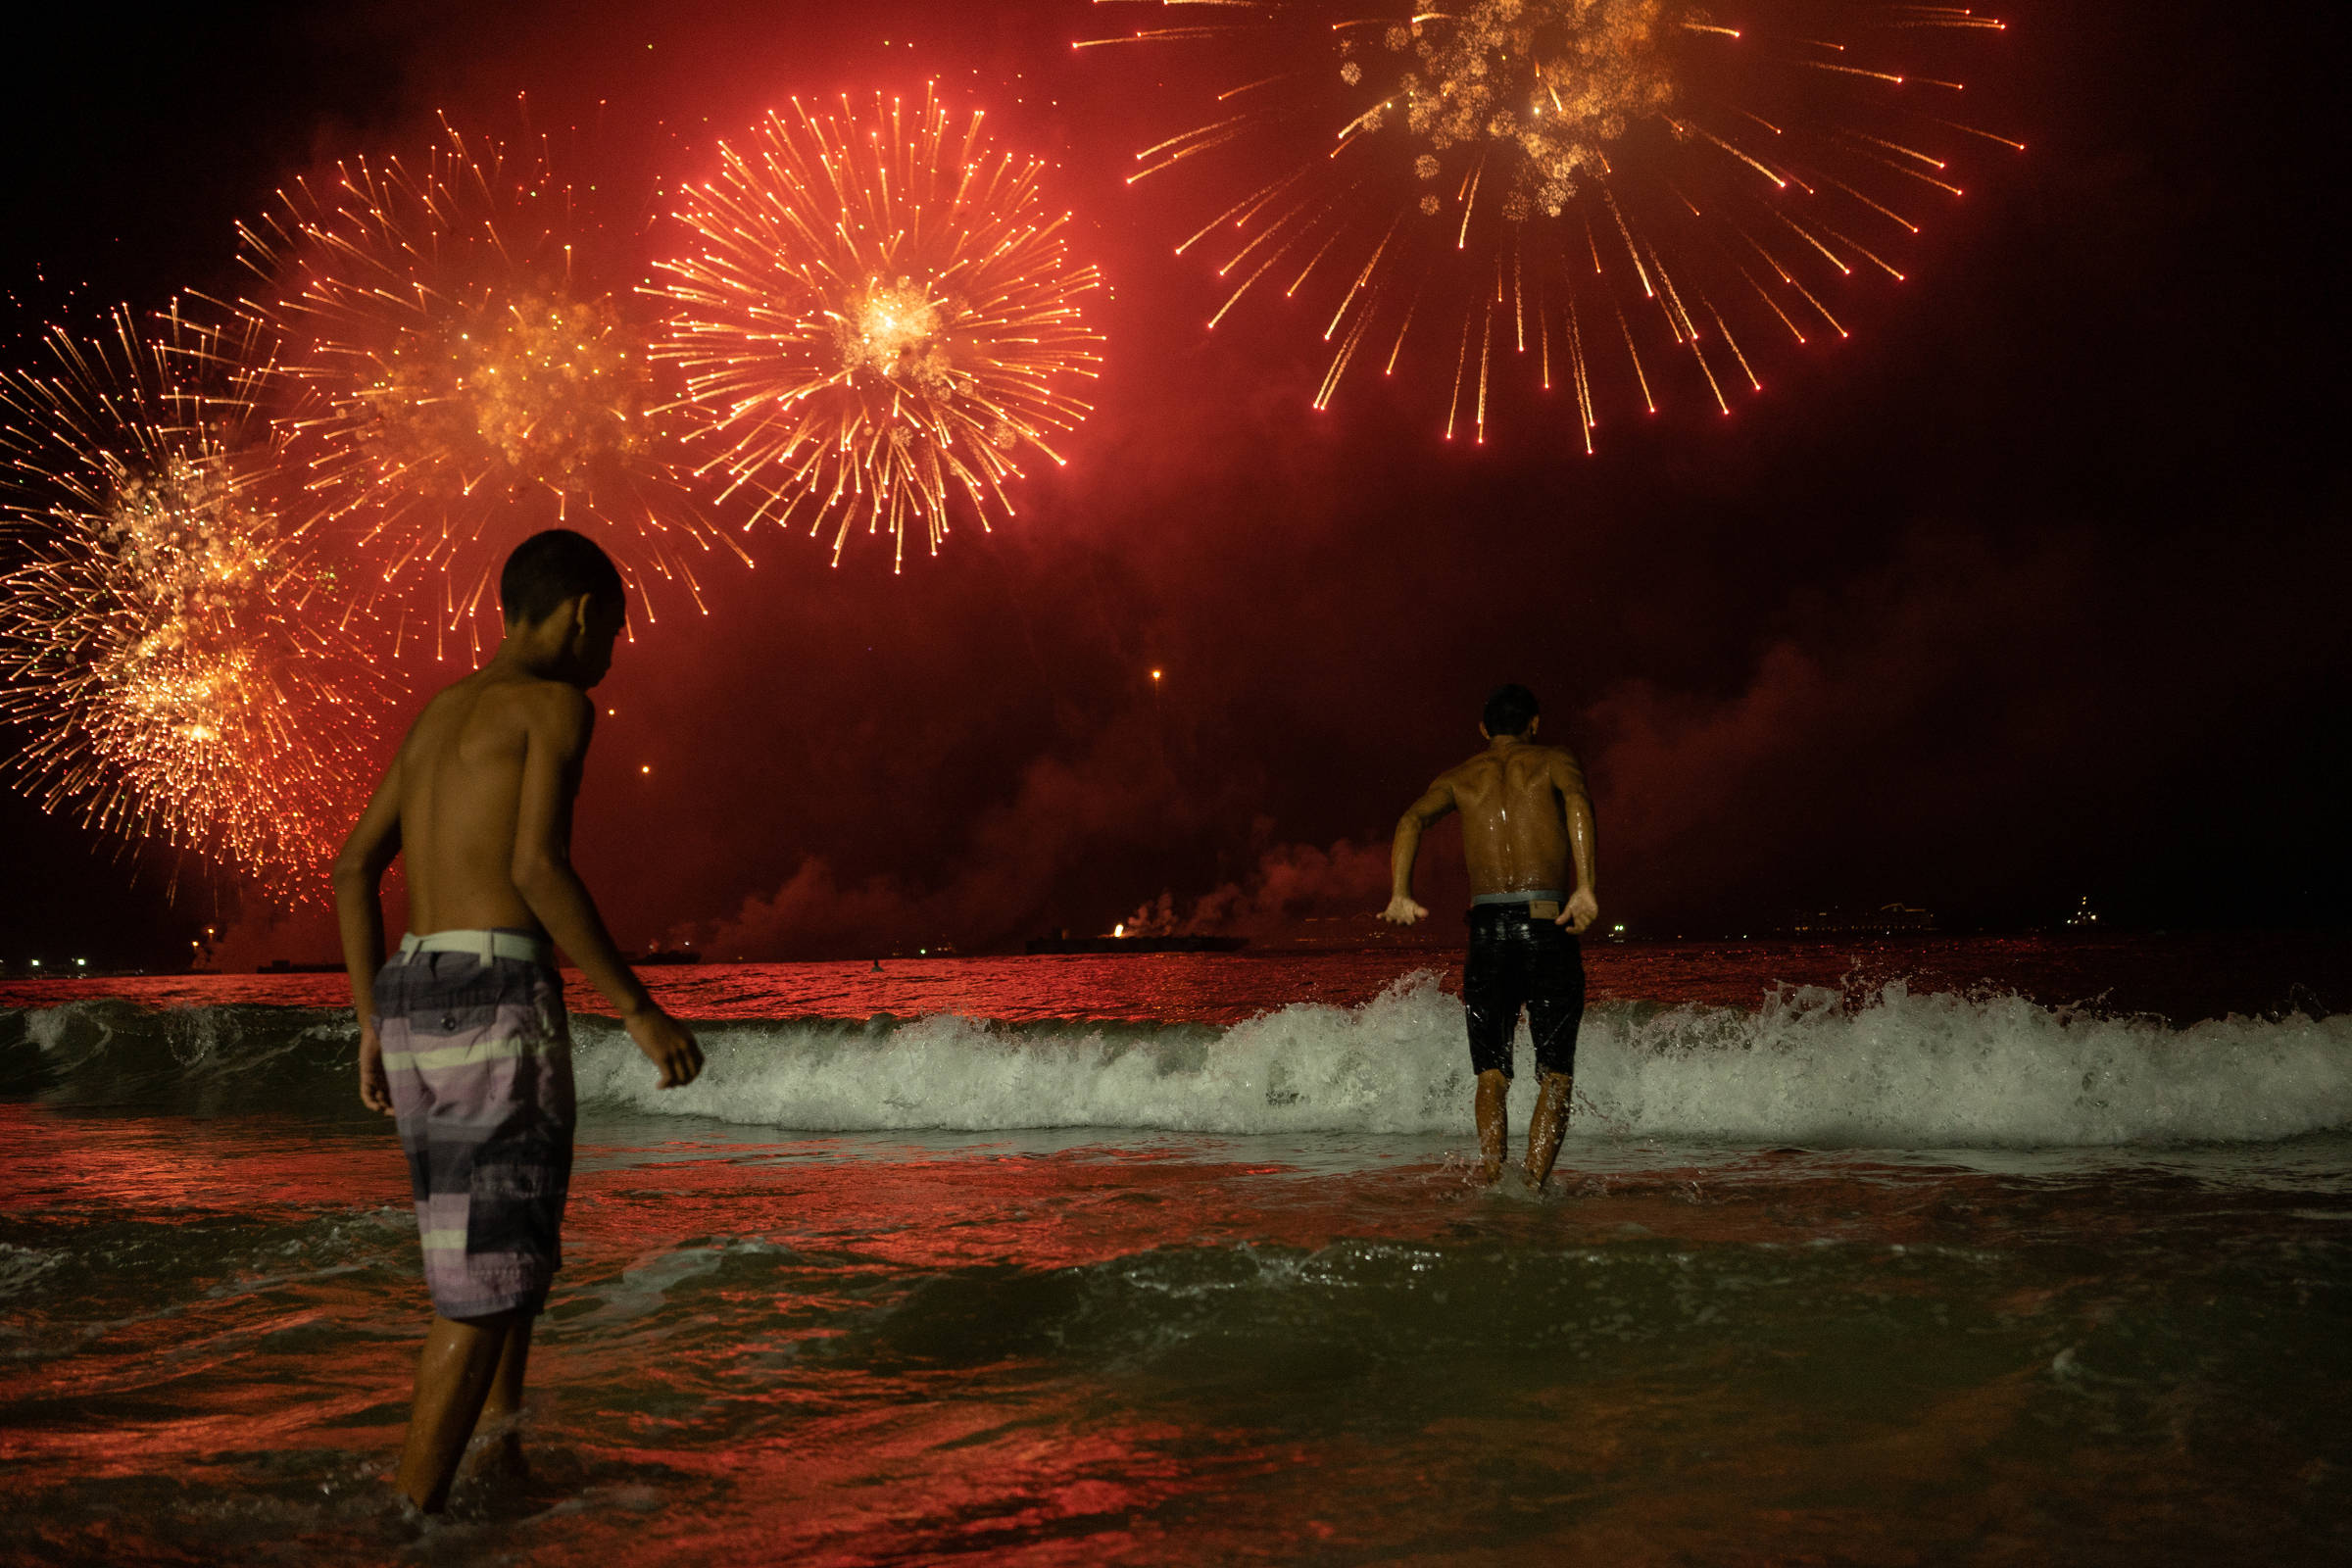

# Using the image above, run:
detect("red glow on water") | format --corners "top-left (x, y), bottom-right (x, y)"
top-left (8, 933), bottom-right (2342, 1027)
top-left (5, 1090), bottom-right (2342, 1560)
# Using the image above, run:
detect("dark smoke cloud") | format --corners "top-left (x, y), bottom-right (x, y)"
top-left (1581, 520), bottom-right (2352, 927)
top-left (683, 514), bottom-right (2350, 957)
top-left (1164, 838), bottom-right (1395, 938)
top-left (679, 702), bottom-right (1252, 958)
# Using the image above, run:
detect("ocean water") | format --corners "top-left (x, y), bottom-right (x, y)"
top-left (3, 934), bottom-right (2348, 1565)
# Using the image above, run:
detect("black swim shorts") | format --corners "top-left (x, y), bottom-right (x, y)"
top-left (1461, 902), bottom-right (1586, 1080)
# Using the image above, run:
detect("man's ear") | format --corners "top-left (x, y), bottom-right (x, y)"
top-left (1528, 715), bottom-right (1541, 738)
top-left (1479, 723), bottom-right (1492, 740)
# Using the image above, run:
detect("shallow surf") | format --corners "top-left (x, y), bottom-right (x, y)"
top-left (3, 935), bottom-right (2347, 1564)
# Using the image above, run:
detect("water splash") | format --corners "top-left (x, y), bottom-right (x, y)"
top-left (9, 973), bottom-right (2348, 1146)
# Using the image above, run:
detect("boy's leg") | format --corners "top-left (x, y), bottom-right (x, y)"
top-left (397, 1308), bottom-right (524, 1512)
top-left (482, 1316), bottom-right (534, 1421)
top-left (1474, 1069), bottom-right (1511, 1183)
top-left (458, 1316), bottom-right (539, 1487)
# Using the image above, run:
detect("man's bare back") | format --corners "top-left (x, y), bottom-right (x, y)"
top-left (1384, 725), bottom-right (1598, 932)
top-left (1381, 689), bottom-right (1599, 1189)
top-left (1430, 742), bottom-right (1589, 904)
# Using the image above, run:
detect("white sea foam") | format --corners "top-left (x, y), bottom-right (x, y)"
top-left (0, 1242), bottom-right (67, 1298)
top-left (567, 973), bottom-right (2352, 1148)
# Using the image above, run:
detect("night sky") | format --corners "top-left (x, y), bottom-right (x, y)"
top-left (2, 0), bottom-right (2345, 968)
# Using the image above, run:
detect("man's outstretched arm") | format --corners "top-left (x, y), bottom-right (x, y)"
top-left (333, 757), bottom-right (405, 1114)
top-left (1384, 779), bottom-right (1456, 926)
top-left (1552, 749), bottom-right (1599, 933)
top-left (510, 686), bottom-right (704, 1088)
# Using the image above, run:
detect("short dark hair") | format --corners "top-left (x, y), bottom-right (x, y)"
top-left (500, 529), bottom-right (625, 626)
top-left (1483, 682), bottom-right (1540, 737)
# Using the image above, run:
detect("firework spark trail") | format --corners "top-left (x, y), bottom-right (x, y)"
top-left (232, 118), bottom-right (738, 654)
top-left (1083, 0), bottom-right (2019, 443)
top-left (648, 85), bottom-right (1106, 569)
top-left (0, 306), bottom-right (393, 897)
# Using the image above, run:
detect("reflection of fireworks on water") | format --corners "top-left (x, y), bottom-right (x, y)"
top-left (0, 307), bottom-right (391, 894)
top-left (234, 118), bottom-right (735, 646)
top-left (650, 87), bottom-right (1106, 568)
top-left (1084, 1), bottom-right (2019, 443)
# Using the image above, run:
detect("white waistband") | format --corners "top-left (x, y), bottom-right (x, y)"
top-left (397, 929), bottom-right (556, 965)
top-left (1470, 890), bottom-right (1565, 906)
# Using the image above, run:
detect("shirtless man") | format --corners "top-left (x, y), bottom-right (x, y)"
top-left (333, 528), bottom-right (704, 1513)
top-left (1382, 684), bottom-right (1598, 1188)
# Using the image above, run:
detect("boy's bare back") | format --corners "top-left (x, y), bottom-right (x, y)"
top-left (331, 529), bottom-right (701, 1517)
top-left (336, 578), bottom-right (700, 1110)
top-left (394, 668), bottom-right (594, 938)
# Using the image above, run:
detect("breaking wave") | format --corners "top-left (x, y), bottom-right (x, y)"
top-left (6, 974), bottom-right (2348, 1147)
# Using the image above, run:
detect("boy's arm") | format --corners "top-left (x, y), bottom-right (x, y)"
top-left (1383, 777), bottom-right (1456, 926)
top-left (510, 685), bottom-right (704, 1088)
top-left (1551, 748), bottom-right (1599, 933)
top-left (333, 757), bottom-right (405, 1115)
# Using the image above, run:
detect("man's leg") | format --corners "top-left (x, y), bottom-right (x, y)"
top-left (397, 1308), bottom-right (524, 1512)
top-left (1522, 927), bottom-right (1586, 1189)
top-left (1474, 1068), bottom-right (1511, 1183)
top-left (1523, 1071), bottom-right (1573, 1187)
top-left (1462, 923), bottom-right (1519, 1185)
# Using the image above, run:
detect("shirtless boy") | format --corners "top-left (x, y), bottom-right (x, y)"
top-left (1382, 684), bottom-right (1598, 1189)
top-left (333, 528), bottom-right (705, 1513)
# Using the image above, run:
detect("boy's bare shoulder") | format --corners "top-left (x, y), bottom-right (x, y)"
top-left (392, 676), bottom-right (474, 755)
top-left (460, 668), bottom-right (592, 719)
top-left (496, 673), bottom-right (595, 742)
top-left (398, 671), bottom-right (589, 759)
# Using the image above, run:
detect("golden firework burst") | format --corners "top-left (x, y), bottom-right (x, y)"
top-left (649, 86), bottom-right (1106, 568)
top-left (0, 307), bottom-right (393, 895)
top-left (233, 118), bottom-right (737, 649)
top-left (1084, 1), bottom-right (2019, 444)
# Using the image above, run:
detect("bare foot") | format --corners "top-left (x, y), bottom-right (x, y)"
top-left (1478, 1159), bottom-right (1505, 1185)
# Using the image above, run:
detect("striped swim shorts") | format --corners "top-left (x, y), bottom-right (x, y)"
top-left (375, 933), bottom-right (576, 1319)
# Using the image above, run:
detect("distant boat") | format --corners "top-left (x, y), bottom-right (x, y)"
top-left (1024, 934), bottom-right (1249, 956)
top-left (634, 948), bottom-right (702, 966)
